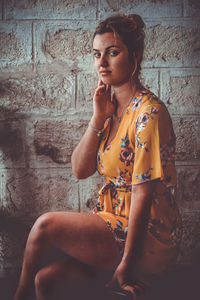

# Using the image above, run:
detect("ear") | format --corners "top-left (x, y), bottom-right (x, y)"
top-left (130, 53), bottom-right (138, 78)
top-left (133, 50), bottom-right (142, 63)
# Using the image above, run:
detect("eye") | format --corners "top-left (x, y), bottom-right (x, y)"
top-left (108, 50), bottom-right (120, 56)
top-left (93, 52), bottom-right (101, 58)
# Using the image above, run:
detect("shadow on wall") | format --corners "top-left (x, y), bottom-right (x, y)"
top-left (0, 108), bottom-right (35, 280)
top-left (0, 109), bottom-right (34, 218)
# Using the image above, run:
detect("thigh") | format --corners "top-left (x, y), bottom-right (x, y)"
top-left (36, 257), bottom-right (112, 300)
top-left (34, 212), bottom-right (121, 270)
top-left (36, 257), bottom-right (95, 288)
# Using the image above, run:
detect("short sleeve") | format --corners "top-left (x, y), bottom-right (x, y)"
top-left (132, 103), bottom-right (176, 186)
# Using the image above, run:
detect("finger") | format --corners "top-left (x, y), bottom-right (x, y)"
top-left (105, 275), bottom-right (116, 288)
top-left (98, 79), bottom-right (105, 87)
top-left (106, 84), bottom-right (111, 94)
top-left (105, 279), bottom-right (114, 288)
top-left (122, 285), bottom-right (137, 299)
top-left (95, 83), bottom-right (106, 95)
top-left (110, 92), bottom-right (115, 103)
top-left (134, 279), bottom-right (150, 292)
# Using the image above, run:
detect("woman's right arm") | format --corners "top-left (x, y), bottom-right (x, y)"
top-left (71, 81), bottom-right (115, 179)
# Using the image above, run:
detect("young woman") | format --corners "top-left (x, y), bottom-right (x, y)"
top-left (14, 14), bottom-right (182, 300)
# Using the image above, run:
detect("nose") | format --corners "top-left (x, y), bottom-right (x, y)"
top-left (98, 53), bottom-right (108, 67)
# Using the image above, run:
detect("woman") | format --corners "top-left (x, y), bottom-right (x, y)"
top-left (14, 14), bottom-right (182, 300)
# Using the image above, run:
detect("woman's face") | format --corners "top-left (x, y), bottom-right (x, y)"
top-left (93, 32), bottom-right (133, 87)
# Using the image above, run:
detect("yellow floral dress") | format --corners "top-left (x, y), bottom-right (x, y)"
top-left (94, 90), bottom-right (182, 277)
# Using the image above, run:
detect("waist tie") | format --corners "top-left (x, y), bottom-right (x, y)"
top-left (98, 181), bottom-right (132, 218)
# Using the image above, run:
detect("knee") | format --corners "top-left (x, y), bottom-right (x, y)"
top-left (29, 212), bottom-right (55, 244)
top-left (35, 268), bottom-right (53, 297)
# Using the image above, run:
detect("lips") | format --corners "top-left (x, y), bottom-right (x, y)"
top-left (99, 70), bottom-right (111, 75)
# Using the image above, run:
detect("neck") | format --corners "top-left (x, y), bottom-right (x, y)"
top-left (113, 81), bottom-right (138, 109)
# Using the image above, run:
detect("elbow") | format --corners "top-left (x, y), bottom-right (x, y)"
top-left (72, 166), bottom-right (86, 179)
top-left (72, 167), bottom-right (95, 179)
top-left (71, 158), bottom-right (83, 179)
top-left (71, 158), bottom-right (94, 179)
top-left (71, 151), bottom-right (96, 179)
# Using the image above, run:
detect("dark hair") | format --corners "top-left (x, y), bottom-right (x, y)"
top-left (93, 14), bottom-right (145, 87)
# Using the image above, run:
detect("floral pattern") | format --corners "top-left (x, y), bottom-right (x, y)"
top-left (94, 89), bottom-right (182, 274)
top-left (119, 134), bottom-right (134, 166)
top-left (136, 106), bottom-right (158, 135)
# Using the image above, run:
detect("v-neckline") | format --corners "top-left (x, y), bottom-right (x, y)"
top-left (103, 105), bottom-right (129, 152)
top-left (102, 91), bottom-right (146, 152)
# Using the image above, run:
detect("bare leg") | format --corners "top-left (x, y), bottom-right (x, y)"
top-left (14, 212), bottom-right (121, 300)
top-left (35, 257), bottom-right (99, 300)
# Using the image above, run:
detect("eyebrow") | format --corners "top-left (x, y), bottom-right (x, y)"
top-left (93, 45), bottom-right (121, 51)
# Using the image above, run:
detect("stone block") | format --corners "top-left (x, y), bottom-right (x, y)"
top-left (33, 119), bottom-right (88, 165)
top-left (99, 0), bottom-right (182, 19)
top-left (0, 168), bottom-right (79, 218)
top-left (0, 21), bottom-right (32, 68)
top-left (144, 21), bottom-right (200, 68)
top-left (183, 0), bottom-right (200, 17)
top-left (34, 21), bottom-right (95, 69)
top-left (79, 173), bottom-right (104, 213)
top-left (0, 2), bottom-right (3, 20)
top-left (172, 116), bottom-right (199, 161)
top-left (0, 214), bottom-right (30, 273)
top-left (176, 166), bottom-right (200, 211)
top-left (0, 120), bottom-right (27, 168)
top-left (140, 68), bottom-right (159, 97)
top-left (0, 71), bottom-right (75, 115)
top-left (6, 0), bottom-right (97, 20)
top-left (160, 69), bottom-right (200, 115)
top-left (178, 211), bottom-right (200, 264)
top-left (76, 72), bottom-right (98, 111)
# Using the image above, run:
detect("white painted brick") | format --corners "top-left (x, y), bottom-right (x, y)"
top-left (33, 119), bottom-right (88, 166)
top-left (183, 0), bottom-right (200, 17)
top-left (1, 168), bottom-right (79, 218)
top-left (143, 20), bottom-right (200, 68)
top-left (0, 71), bottom-right (75, 115)
top-left (0, 21), bottom-right (32, 68)
top-left (140, 68), bottom-right (159, 97)
top-left (6, 0), bottom-right (97, 20)
top-left (76, 72), bottom-right (98, 112)
top-left (99, 0), bottom-right (183, 19)
top-left (0, 221), bottom-right (29, 271)
top-left (172, 116), bottom-right (199, 161)
top-left (176, 166), bottom-right (200, 211)
top-left (178, 211), bottom-right (200, 264)
top-left (0, 120), bottom-right (27, 168)
top-left (79, 173), bottom-right (104, 213)
top-left (34, 20), bottom-right (96, 70)
top-left (160, 68), bottom-right (200, 115)
top-left (0, 2), bottom-right (3, 20)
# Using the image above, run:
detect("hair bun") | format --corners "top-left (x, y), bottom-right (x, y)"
top-left (127, 14), bottom-right (145, 31)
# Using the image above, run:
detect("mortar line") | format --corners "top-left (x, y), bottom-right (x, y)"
top-left (181, 0), bottom-right (184, 17)
top-left (32, 21), bottom-right (36, 72)
top-left (96, 0), bottom-right (100, 20)
top-left (3, 17), bottom-right (199, 23)
top-left (74, 74), bottom-right (78, 110)
top-left (158, 69), bottom-right (161, 99)
top-left (2, 0), bottom-right (5, 20)
top-left (78, 182), bottom-right (81, 213)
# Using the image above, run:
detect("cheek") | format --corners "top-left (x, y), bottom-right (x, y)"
top-left (93, 59), bottom-right (99, 71)
top-left (115, 58), bottom-right (131, 76)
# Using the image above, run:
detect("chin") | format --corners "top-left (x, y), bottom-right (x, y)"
top-left (101, 78), bottom-right (112, 85)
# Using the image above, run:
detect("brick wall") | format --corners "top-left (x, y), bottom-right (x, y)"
top-left (0, 0), bottom-right (199, 276)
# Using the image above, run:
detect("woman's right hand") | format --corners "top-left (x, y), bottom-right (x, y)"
top-left (92, 80), bottom-right (116, 125)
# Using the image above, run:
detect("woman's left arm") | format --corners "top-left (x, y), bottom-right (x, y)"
top-left (107, 179), bottom-right (157, 295)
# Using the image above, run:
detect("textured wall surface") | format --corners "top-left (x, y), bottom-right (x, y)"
top-left (0, 0), bottom-right (200, 278)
